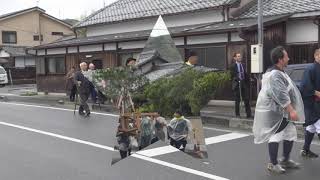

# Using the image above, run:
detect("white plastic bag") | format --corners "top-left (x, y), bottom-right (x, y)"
top-left (129, 136), bottom-right (139, 149)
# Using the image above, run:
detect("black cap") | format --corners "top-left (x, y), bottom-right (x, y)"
top-left (174, 109), bottom-right (182, 116)
top-left (187, 51), bottom-right (197, 59)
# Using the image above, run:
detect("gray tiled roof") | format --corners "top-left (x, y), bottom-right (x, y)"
top-left (186, 14), bottom-right (290, 33)
top-left (239, 0), bottom-right (320, 18)
top-left (33, 23), bottom-right (211, 49)
top-left (0, 46), bottom-right (30, 57)
top-left (75, 0), bottom-right (240, 27)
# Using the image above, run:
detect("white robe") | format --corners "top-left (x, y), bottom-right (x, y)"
top-left (253, 69), bottom-right (305, 144)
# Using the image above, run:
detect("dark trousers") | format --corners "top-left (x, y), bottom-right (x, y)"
top-left (170, 139), bottom-right (187, 152)
top-left (70, 85), bottom-right (77, 102)
top-left (269, 118), bottom-right (293, 165)
top-left (234, 81), bottom-right (251, 117)
top-left (268, 141), bottom-right (294, 165)
top-left (79, 92), bottom-right (90, 113)
top-left (90, 83), bottom-right (97, 103)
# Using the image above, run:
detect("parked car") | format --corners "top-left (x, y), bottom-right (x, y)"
top-left (285, 63), bottom-right (312, 89)
top-left (0, 65), bottom-right (8, 87)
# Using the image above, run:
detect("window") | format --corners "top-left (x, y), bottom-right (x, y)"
top-left (2, 31), bottom-right (17, 44)
top-left (45, 56), bottom-right (65, 74)
top-left (34, 35), bottom-right (43, 41)
top-left (52, 32), bottom-right (64, 36)
top-left (34, 35), bottom-right (39, 41)
top-left (187, 46), bottom-right (226, 70)
top-left (0, 68), bottom-right (5, 74)
top-left (15, 57), bottom-right (36, 68)
top-left (287, 44), bottom-right (318, 64)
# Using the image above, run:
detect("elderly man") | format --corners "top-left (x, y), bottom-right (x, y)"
top-left (74, 62), bottom-right (91, 116)
top-left (300, 49), bottom-right (320, 158)
top-left (253, 46), bottom-right (305, 173)
top-left (87, 63), bottom-right (97, 103)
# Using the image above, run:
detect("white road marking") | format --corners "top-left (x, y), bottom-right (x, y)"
top-left (0, 102), bottom-right (119, 117)
top-left (137, 133), bottom-right (250, 157)
top-left (205, 133), bottom-right (250, 145)
top-left (0, 93), bottom-right (15, 96)
top-left (136, 145), bottom-right (178, 157)
top-left (0, 121), bottom-right (116, 152)
top-left (203, 127), bottom-right (233, 133)
top-left (0, 121), bottom-right (230, 180)
top-left (131, 154), bottom-right (230, 180)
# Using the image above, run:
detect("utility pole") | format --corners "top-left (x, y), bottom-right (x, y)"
top-left (258, 0), bottom-right (263, 46)
top-left (256, 0), bottom-right (263, 93)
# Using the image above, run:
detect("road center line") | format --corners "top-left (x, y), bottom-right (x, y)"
top-left (137, 133), bottom-right (250, 157)
top-left (205, 133), bottom-right (250, 145)
top-left (0, 102), bottom-right (119, 117)
top-left (131, 154), bottom-right (230, 180)
top-left (0, 121), bottom-right (229, 180)
top-left (0, 121), bottom-right (116, 151)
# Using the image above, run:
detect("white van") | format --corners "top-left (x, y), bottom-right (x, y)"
top-left (0, 66), bottom-right (8, 87)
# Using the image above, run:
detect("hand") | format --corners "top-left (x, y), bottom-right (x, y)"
top-left (289, 110), bottom-right (298, 121)
top-left (315, 91), bottom-right (320, 98)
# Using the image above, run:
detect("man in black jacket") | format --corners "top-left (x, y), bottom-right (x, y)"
top-left (229, 52), bottom-right (252, 118)
top-left (300, 49), bottom-right (320, 158)
top-left (74, 62), bottom-right (91, 116)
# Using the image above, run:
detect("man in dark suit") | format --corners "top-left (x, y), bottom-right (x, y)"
top-left (229, 52), bottom-right (252, 118)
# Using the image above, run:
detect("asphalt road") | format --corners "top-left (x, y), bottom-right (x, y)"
top-left (0, 102), bottom-right (320, 180)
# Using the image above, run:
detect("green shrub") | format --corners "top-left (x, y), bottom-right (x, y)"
top-left (187, 71), bottom-right (230, 115)
top-left (140, 69), bottom-right (230, 117)
top-left (20, 91), bottom-right (38, 96)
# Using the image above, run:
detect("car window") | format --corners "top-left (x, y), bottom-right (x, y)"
top-left (0, 68), bottom-right (6, 74)
top-left (289, 69), bottom-right (305, 82)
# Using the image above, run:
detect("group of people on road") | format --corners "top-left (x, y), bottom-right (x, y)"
top-left (229, 46), bottom-right (320, 173)
top-left (115, 115), bottom-right (168, 159)
top-left (65, 47), bottom-right (320, 172)
top-left (115, 109), bottom-right (194, 160)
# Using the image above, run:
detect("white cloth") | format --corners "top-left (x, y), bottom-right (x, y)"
top-left (167, 117), bottom-right (192, 141)
top-left (253, 69), bottom-right (305, 144)
top-left (268, 123), bottom-right (297, 143)
top-left (306, 119), bottom-right (320, 134)
top-left (83, 69), bottom-right (95, 82)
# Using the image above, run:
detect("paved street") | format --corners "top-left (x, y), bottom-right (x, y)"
top-left (0, 102), bottom-right (320, 180)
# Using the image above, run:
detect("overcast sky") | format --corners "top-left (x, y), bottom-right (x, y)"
top-left (0, 0), bottom-right (118, 20)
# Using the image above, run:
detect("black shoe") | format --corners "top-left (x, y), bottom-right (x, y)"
top-left (84, 111), bottom-right (91, 117)
top-left (79, 111), bottom-right (85, 116)
top-left (301, 149), bottom-right (319, 158)
top-left (247, 115), bottom-right (253, 119)
top-left (235, 115), bottom-right (241, 118)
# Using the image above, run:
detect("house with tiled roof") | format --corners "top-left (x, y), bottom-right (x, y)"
top-left (32, 0), bottom-right (320, 98)
top-left (33, 0), bottom-right (243, 93)
top-left (0, 6), bottom-right (74, 84)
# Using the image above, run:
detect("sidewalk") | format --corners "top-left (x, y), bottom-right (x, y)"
top-left (0, 84), bottom-right (117, 113)
top-left (200, 100), bottom-right (305, 138)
